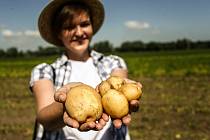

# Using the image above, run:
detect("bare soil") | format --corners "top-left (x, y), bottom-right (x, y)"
top-left (0, 76), bottom-right (209, 140)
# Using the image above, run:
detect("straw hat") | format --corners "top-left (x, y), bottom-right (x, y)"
top-left (38, 0), bottom-right (105, 46)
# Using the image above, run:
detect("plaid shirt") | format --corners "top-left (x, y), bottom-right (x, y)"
top-left (30, 50), bottom-right (129, 140)
top-left (30, 50), bottom-right (127, 90)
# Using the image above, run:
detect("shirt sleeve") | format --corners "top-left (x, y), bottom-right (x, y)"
top-left (109, 55), bottom-right (127, 70)
top-left (29, 63), bottom-right (54, 89)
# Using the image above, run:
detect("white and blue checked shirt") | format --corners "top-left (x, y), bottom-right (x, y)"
top-left (30, 50), bottom-right (129, 140)
top-left (30, 50), bottom-right (127, 90)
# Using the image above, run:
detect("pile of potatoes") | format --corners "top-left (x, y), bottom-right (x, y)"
top-left (98, 76), bottom-right (142, 119)
top-left (65, 76), bottom-right (142, 123)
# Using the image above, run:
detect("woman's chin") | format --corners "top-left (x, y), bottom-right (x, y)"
top-left (66, 44), bottom-right (89, 56)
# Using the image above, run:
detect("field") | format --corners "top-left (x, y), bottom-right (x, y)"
top-left (0, 49), bottom-right (210, 140)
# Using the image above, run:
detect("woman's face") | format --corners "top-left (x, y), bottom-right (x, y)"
top-left (59, 12), bottom-right (93, 59)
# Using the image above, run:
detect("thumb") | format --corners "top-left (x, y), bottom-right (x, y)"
top-left (54, 82), bottom-right (82, 103)
top-left (54, 88), bottom-right (67, 103)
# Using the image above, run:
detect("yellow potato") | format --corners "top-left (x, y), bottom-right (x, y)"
top-left (65, 84), bottom-right (103, 123)
top-left (98, 80), bottom-right (111, 96)
top-left (106, 76), bottom-right (124, 90)
top-left (102, 89), bottom-right (129, 119)
top-left (120, 83), bottom-right (142, 101)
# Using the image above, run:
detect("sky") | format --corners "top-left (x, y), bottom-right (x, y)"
top-left (0, 0), bottom-right (210, 51)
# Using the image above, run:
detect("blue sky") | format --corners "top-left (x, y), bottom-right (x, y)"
top-left (0, 0), bottom-right (210, 51)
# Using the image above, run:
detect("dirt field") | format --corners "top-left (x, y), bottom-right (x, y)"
top-left (130, 76), bottom-right (210, 140)
top-left (0, 76), bottom-right (209, 140)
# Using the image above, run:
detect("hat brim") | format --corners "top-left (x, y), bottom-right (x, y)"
top-left (38, 0), bottom-right (105, 46)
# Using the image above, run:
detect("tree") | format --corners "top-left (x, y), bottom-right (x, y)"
top-left (118, 41), bottom-right (145, 52)
top-left (6, 47), bottom-right (18, 57)
top-left (35, 46), bottom-right (63, 56)
top-left (131, 41), bottom-right (145, 51)
top-left (0, 49), bottom-right (5, 58)
top-left (176, 38), bottom-right (192, 50)
top-left (93, 40), bottom-right (113, 53)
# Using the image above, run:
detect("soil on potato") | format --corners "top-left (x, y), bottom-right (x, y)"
top-left (0, 76), bottom-right (210, 140)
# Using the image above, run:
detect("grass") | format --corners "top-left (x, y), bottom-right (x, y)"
top-left (0, 49), bottom-right (210, 78)
top-left (118, 49), bottom-right (210, 77)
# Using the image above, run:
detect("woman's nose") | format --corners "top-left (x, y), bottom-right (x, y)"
top-left (75, 26), bottom-right (83, 37)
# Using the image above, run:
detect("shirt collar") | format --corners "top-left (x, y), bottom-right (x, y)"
top-left (54, 50), bottom-right (104, 68)
top-left (59, 53), bottom-right (69, 66)
top-left (90, 50), bottom-right (104, 65)
top-left (51, 53), bottom-right (69, 69)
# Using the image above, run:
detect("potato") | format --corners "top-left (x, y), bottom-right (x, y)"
top-left (65, 84), bottom-right (103, 123)
top-left (98, 81), bottom-right (111, 96)
top-left (102, 89), bottom-right (129, 119)
top-left (120, 83), bottom-right (142, 101)
top-left (106, 76), bottom-right (124, 90)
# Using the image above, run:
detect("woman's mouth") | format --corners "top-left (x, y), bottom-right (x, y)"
top-left (72, 36), bottom-right (89, 43)
top-left (71, 37), bottom-right (89, 45)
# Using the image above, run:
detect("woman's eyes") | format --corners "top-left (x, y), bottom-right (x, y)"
top-left (63, 21), bottom-right (91, 30)
top-left (80, 22), bottom-right (91, 27)
top-left (63, 25), bottom-right (74, 30)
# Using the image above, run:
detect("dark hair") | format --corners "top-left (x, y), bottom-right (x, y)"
top-left (53, 2), bottom-right (92, 37)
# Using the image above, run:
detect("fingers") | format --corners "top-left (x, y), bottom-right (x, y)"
top-left (54, 82), bottom-right (82, 103)
top-left (63, 111), bottom-right (99, 131)
top-left (137, 82), bottom-right (143, 88)
top-left (124, 78), bottom-right (136, 84)
top-left (124, 78), bottom-right (143, 88)
top-left (101, 113), bottom-right (109, 122)
top-left (63, 112), bottom-right (79, 128)
top-left (112, 114), bottom-right (131, 128)
top-left (113, 119), bottom-right (122, 129)
top-left (95, 119), bottom-right (104, 130)
top-left (79, 121), bottom-right (96, 131)
top-left (129, 100), bottom-right (140, 112)
top-left (130, 100), bottom-right (139, 105)
top-left (54, 88), bottom-right (67, 103)
top-left (122, 114), bottom-right (131, 126)
top-left (95, 113), bottom-right (109, 130)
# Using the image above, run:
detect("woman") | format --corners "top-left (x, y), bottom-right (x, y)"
top-left (30, 0), bottom-right (141, 139)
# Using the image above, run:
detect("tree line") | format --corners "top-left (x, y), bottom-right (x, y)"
top-left (0, 38), bottom-right (210, 58)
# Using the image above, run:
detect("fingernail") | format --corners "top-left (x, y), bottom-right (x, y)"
top-left (59, 94), bottom-right (65, 102)
top-left (73, 122), bottom-right (79, 128)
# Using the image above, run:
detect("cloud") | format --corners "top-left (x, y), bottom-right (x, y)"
top-left (24, 30), bottom-right (40, 37)
top-left (125, 21), bottom-right (150, 30)
top-left (151, 28), bottom-right (160, 34)
top-left (1, 29), bottom-right (40, 37)
top-left (0, 35), bottom-right (48, 51)
top-left (2, 30), bottom-right (14, 37)
top-left (0, 29), bottom-right (47, 51)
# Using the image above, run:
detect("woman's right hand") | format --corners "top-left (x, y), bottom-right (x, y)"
top-left (54, 82), bottom-right (109, 131)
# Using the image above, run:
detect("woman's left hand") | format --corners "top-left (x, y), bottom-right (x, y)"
top-left (97, 78), bottom-right (142, 128)
top-left (112, 99), bottom-right (140, 128)
top-left (113, 79), bottom-right (142, 128)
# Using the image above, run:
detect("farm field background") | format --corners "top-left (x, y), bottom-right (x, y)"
top-left (0, 49), bottom-right (210, 140)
